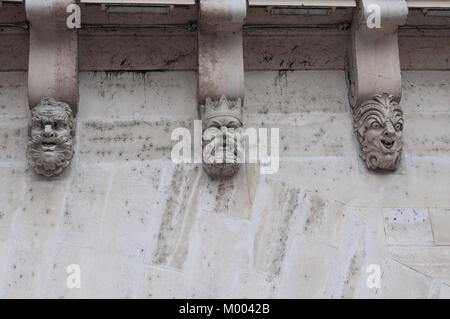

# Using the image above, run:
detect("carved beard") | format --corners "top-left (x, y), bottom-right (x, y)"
top-left (202, 126), bottom-right (243, 178)
top-left (27, 134), bottom-right (74, 177)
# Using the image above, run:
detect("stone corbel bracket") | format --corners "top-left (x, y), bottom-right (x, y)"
top-left (26, 0), bottom-right (79, 177)
top-left (198, 0), bottom-right (247, 179)
top-left (347, 0), bottom-right (408, 171)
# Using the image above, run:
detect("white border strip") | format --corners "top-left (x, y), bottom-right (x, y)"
top-left (4, 0), bottom-right (450, 8)
top-left (249, 0), bottom-right (450, 8)
top-left (408, 0), bottom-right (450, 7)
top-left (80, 0), bottom-right (195, 4)
top-left (249, 0), bottom-right (356, 6)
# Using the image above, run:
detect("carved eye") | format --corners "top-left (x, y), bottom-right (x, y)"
top-left (56, 122), bottom-right (67, 130)
top-left (371, 122), bottom-right (381, 129)
top-left (208, 120), bottom-right (222, 129)
top-left (395, 123), bottom-right (403, 131)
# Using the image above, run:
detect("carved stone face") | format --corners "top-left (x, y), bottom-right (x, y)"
top-left (27, 98), bottom-right (75, 177)
top-left (201, 96), bottom-right (244, 178)
top-left (354, 94), bottom-right (404, 170)
top-left (203, 115), bottom-right (243, 178)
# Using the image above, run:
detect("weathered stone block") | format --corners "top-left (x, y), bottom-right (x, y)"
top-left (0, 167), bottom-right (25, 241)
top-left (402, 71), bottom-right (450, 114)
top-left (79, 119), bottom-right (193, 162)
top-left (100, 161), bottom-right (166, 255)
top-left (251, 178), bottom-right (303, 275)
top-left (382, 208), bottom-right (434, 245)
top-left (79, 72), bottom-right (197, 119)
top-left (0, 121), bottom-right (28, 162)
top-left (0, 245), bottom-right (56, 299)
top-left (246, 113), bottom-right (353, 158)
top-left (323, 208), bottom-right (387, 299)
top-left (58, 164), bottom-right (114, 246)
top-left (272, 158), bottom-right (450, 208)
top-left (245, 71), bottom-right (348, 114)
top-left (389, 246), bottom-right (450, 285)
top-left (13, 178), bottom-right (69, 249)
top-left (0, 72), bottom-right (28, 119)
top-left (296, 193), bottom-right (347, 247)
top-left (405, 114), bottom-right (450, 157)
top-left (428, 280), bottom-right (450, 299)
top-left (180, 212), bottom-right (251, 298)
top-left (277, 237), bottom-right (337, 298)
top-left (200, 163), bottom-right (260, 220)
top-left (146, 164), bottom-right (201, 269)
top-left (429, 208), bottom-right (450, 245)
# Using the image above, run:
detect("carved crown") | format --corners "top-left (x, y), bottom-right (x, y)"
top-left (201, 95), bottom-right (243, 122)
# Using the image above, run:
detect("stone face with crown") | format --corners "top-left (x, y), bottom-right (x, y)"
top-left (353, 94), bottom-right (404, 170)
top-left (201, 95), bottom-right (243, 129)
top-left (200, 95), bottom-right (244, 178)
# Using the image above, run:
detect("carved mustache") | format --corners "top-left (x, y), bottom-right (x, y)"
top-left (30, 134), bottom-right (71, 145)
top-left (203, 132), bottom-right (244, 164)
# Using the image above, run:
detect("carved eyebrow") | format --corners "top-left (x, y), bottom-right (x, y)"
top-left (392, 110), bottom-right (404, 122)
top-left (54, 115), bottom-right (69, 121)
top-left (33, 115), bottom-right (70, 124)
top-left (359, 105), bottom-right (385, 115)
top-left (32, 116), bottom-right (50, 123)
top-left (394, 118), bottom-right (404, 125)
top-left (360, 109), bottom-right (385, 121)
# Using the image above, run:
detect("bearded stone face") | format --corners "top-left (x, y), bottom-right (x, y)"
top-left (354, 94), bottom-right (404, 170)
top-left (202, 115), bottom-right (243, 178)
top-left (27, 98), bottom-right (75, 177)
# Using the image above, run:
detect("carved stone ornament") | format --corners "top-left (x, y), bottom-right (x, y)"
top-left (347, 0), bottom-right (408, 171)
top-left (25, 0), bottom-right (79, 178)
top-left (197, 0), bottom-right (247, 179)
top-left (27, 98), bottom-right (75, 177)
top-left (353, 94), bottom-right (404, 170)
top-left (201, 95), bottom-right (244, 179)
top-left (26, 0), bottom-right (79, 114)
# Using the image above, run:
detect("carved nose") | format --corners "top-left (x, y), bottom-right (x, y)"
top-left (43, 125), bottom-right (55, 137)
top-left (384, 123), bottom-right (395, 138)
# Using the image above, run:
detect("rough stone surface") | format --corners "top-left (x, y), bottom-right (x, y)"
top-left (0, 70), bottom-right (449, 298)
top-left (429, 209), bottom-right (450, 245)
top-left (1, 28), bottom-right (449, 72)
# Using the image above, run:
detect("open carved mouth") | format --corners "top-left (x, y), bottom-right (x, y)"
top-left (213, 149), bottom-right (238, 158)
top-left (381, 139), bottom-right (395, 150)
top-left (41, 142), bottom-right (57, 151)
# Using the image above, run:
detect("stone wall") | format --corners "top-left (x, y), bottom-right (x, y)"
top-left (0, 69), bottom-right (449, 298)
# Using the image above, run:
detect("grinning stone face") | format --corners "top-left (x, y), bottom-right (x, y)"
top-left (26, 98), bottom-right (75, 177)
top-left (354, 94), bottom-right (404, 170)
